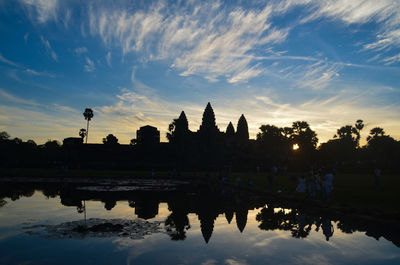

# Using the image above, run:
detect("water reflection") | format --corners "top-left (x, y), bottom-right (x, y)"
top-left (256, 206), bottom-right (334, 240)
top-left (0, 181), bottom-right (399, 248)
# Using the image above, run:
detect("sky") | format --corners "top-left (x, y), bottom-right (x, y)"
top-left (0, 0), bottom-right (399, 145)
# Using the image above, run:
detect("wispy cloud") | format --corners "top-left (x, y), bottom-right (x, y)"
top-left (0, 89), bottom-right (81, 143)
top-left (106, 51), bottom-right (111, 66)
top-left (0, 53), bottom-right (57, 79)
top-left (201, 259), bottom-right (217, 265)
top-left (293, 254), bottom-right (332, 265)
top-left (25, 68), bottom-right (56, 78)
top-left (130, 67), bottom-right (137, 83)
top-left (0, 89), bottom-right (76, 111)
top-left (227, 64), bottom-right (263, 84)
top-left (224, 258), bottom-right (249, 265)
top-left (63, 8), bottom-right (72, 28)
top-left (74, 46), bottom-right (88, 55)
top-left (20, 0), bottom-right (59, 24)
top-left (276, 0), bottom-right (400, 62)
top-left (0, 104), bottom-right (80, 144)
top-left (297, 61), bottom-right (342, 90)
top-left (24, 32), bottom-right (29, 43)
top-left (84, 56), bottom-right (95, 72)
top-left (381, 53), bottom-right (400, 65)
top-left (363, 29), bottom-right (400, 57)
top-left (40, 36), bottom-right (58, 61)
top-left (88, 2), bottom-right (288, 83)
top-left (0, 88), bottom-right (39, 106)
top-left (95, 84), bottom-right (185, 142)
top-left (0, 53), bottom-right (20, 67)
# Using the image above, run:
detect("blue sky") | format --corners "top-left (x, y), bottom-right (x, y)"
top-left (0, 0), bottom-right (399, 144)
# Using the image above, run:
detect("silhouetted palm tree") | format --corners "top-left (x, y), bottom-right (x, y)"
top-left (83, 108), bottom-right (94, 144)
top-left (355, 119), bottom-right (364, 146)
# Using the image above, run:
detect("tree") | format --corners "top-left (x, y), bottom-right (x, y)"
top-left (26, 139), bottom-right (37, 147)
top-left (355, 119), bottom-right (364, 144)
top-left (334, 120), bottom-right (364, 148)
top-left (44, 140), bottom-right (61, 149)
top-left (366, 127), bottom-right (399, 170)
top-left (130, 138), bottom-right (137, 145)
top-left (367, 127), bottom-right (385, 142)
top-left (79, 128), bottom-right (87, 141)
top-left (281, 127), bottom-right (293, 139)
top-left (319, 121), bottom-right (364, 166)
top-left (83, 108), bottom-right (94, 144)
top-left (165, 212), bottom-right (190, 240)
top-left (0, 131), bottom-right (10, 141)
top-left (335, 125), bottom-right (359, 149)
top-left (291, 121), bottom-right (318, 150)
top-left (257, 125), bottom-right (283, 140)
top-left (236, 114), bottom-right (249, 141)
top-left (257, 124), bottom-right (286, 155)
top-left (103, 134), bottom-right (119, 145)
top-left (12, 137), bottom-right (23, 145)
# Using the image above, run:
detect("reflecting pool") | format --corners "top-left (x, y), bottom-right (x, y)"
top-left (0, 181), bottom-right (399, 264)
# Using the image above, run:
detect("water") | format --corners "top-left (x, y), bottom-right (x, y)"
top-left (0, 181), bottom-right (399, 265)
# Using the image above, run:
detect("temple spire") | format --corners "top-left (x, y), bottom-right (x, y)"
top-left (226, 122), bottom-right (235, 136)
top-left (236, 114), bottom-right (249, 141)
top-left (199, 102), bottom-right (218, 132)
top-left (178, 111), bottom-right (189, 131)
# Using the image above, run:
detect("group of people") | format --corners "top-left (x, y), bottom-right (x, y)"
top-left (296, 168), bottom-right (335, 199)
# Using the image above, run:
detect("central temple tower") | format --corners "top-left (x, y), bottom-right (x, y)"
top-left (198, 102), bottom-right (219, 134)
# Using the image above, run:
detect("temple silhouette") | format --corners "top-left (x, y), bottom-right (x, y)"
top-left (167, 102), bottom-right (249, 146)
top-left (61, 102), bottom-right (253, 171)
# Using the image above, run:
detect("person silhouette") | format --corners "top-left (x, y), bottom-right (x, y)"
top-left (296, 176), bottom-right (306, 193)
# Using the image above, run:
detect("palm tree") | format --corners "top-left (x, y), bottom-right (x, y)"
top-left (83, 108), bottom-right (94, 144)
top-left (355, 119), bottom-right (364, 146)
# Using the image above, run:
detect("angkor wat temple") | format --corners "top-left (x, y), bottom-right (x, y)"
top-left (166, 102), bottom-right (250, 150)
top-left (133, 102), bottom-right (249, 147)
top-left (61, 102), bottom-right (256, 171)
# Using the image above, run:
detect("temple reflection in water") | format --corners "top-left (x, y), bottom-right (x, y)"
top-left (1, 181), bottom-right (399, 247)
